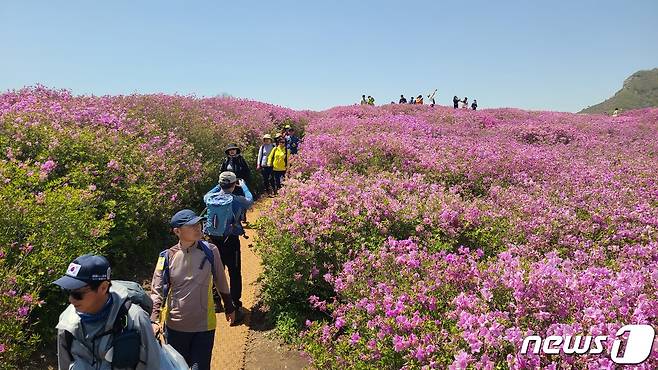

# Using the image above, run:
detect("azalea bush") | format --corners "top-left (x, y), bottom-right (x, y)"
top-left (0, 86), bottom-right (306, 366)
top-left (255, 104), bottom-right (658, 368)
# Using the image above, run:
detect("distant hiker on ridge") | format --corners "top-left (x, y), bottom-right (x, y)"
top-left (428, 89), bottom-right (437, 107)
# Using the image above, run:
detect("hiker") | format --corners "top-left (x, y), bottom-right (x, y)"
top-left (461, 97), bottom-right (469, 109)
top-left (367, 96), bottom-right (375, 105)
top-left (453, 96), bottom-right (459, 109)
top-left (204, 171), bottom-right (254, 315)
top-left (471, 99), bottom-right (478, 110)
top-left (54, 254), bottom-right (160, 370)
top-left (150, 209), bottom-right (238, 370)
top-left (360, 95), bottom-right (367, 105)
top-left (410, 96), bottom-right (416, 104)
top-left (267, 136), bottom-right (291, 195)
top-left (416, 95), bottom-right (424, 105)
top-left (285, 125), bottom-right (300, 155)
top-left (399, 95), bottom-right (407, 104)
top-left (257, 134), bottom-right (276, 197)
top-left (428, 89), bottom-right (437, 107)
top-left (612, 107), bottom-right (619, 117)
top-left (220, 144), bottom-right (250, 198)
top-left (220, 143), bottom-right (250, 224)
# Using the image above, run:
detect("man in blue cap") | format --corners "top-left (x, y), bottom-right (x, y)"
top-left (54, 254), bottom-right (160, 370)
top-left (150, 208), bottom-right (237, 370)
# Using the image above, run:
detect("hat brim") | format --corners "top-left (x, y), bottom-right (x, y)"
top-left (183, 216), bottom-right (206, 226)
top-left (53, 275), bottom-right (89, 290)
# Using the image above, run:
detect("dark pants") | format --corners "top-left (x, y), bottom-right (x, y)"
top-left (166, 328), bottom-right (215, 370)
top-left (261, 166), bottom-right (275, 193)
top-left (273, 170), bottom-right (286, 193)
top-left (209, 234), bottom-right (242, 308)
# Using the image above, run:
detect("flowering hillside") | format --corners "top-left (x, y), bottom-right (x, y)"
top-left (256, 104), bottom-right (658, 369)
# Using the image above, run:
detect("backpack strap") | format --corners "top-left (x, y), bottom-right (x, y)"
top-left (159, 249), bottom-right (171, 301)
top-left (197, 241), bottom-right (216, 281)
top-left (223, 198), bottom-right (241, 237)
top-left (63, 330), bottom-right (74, 360)
top-left (93, 300), bottom-right (131, 340)
top-left (112, 300), bottom-right (131, 335)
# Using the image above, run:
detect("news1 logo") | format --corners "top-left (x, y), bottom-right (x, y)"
top-left (521, 325), bottom-right (655, 364)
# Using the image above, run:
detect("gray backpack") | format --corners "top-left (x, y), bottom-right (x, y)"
top-left (112, 280), bottom-right (153, 315)
top-left (63, 280), bottom-right (153, 368)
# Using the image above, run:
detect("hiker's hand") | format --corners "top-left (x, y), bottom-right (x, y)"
top-left (151, 323), bottom-right (160, 336)
top-left (238, 179), bottom-right (245, 187)
top-left (256, 165), bottom-right (261, 171)
top-left (226, 311), bottom-right (236, 323)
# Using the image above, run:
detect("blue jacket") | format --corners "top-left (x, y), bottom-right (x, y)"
top-left (204, 183), bottom-right (254, 236)
top-left (286, 135), bottom-right (300, 155)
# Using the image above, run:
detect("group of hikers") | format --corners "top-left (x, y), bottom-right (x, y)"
top-left (397, 89), bottom-right (438, 106)
top-left (453, 95), bottom-right (478, 110)
top-left (224, 124), bottom-right (299, 199)
top-left (51, 124), bottom-right (301, 369)
top-left (360, 89), bottom-right (478, 110)
top-left (360, 95), bottom-right (376, 105)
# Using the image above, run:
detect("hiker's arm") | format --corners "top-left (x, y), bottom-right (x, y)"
top-left (135, 309), bottom-right (161, 370)
top-left (267, 149), bottom-right (275, 167)
top-left (56, 330), bottom-right (73, 370)
top-left (256, 147), bottom-right (263, 169)
top-left (238, 180), bottom-right (254, 203)
top-left (211, 246), bottom-right (235, 315)
top-left (149, 262), bottom-right (164, 324)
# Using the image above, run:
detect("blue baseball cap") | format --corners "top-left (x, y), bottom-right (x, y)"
top-left (53, 254), bottom-right (111, 290)
top-left (170, 209), bottom-right (205, 228)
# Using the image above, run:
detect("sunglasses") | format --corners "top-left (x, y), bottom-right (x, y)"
top-left (67, 287), bottom-right (92, 301)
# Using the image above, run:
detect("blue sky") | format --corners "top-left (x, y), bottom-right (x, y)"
top-left (1, 0), bottom-right (657, 112)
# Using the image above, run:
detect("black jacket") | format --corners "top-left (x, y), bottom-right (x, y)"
top-left (220, 155), bottom-right (251, 180)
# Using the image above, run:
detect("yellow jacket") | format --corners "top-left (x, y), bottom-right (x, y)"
top-left (267, 146), bottom-right (290, 171)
